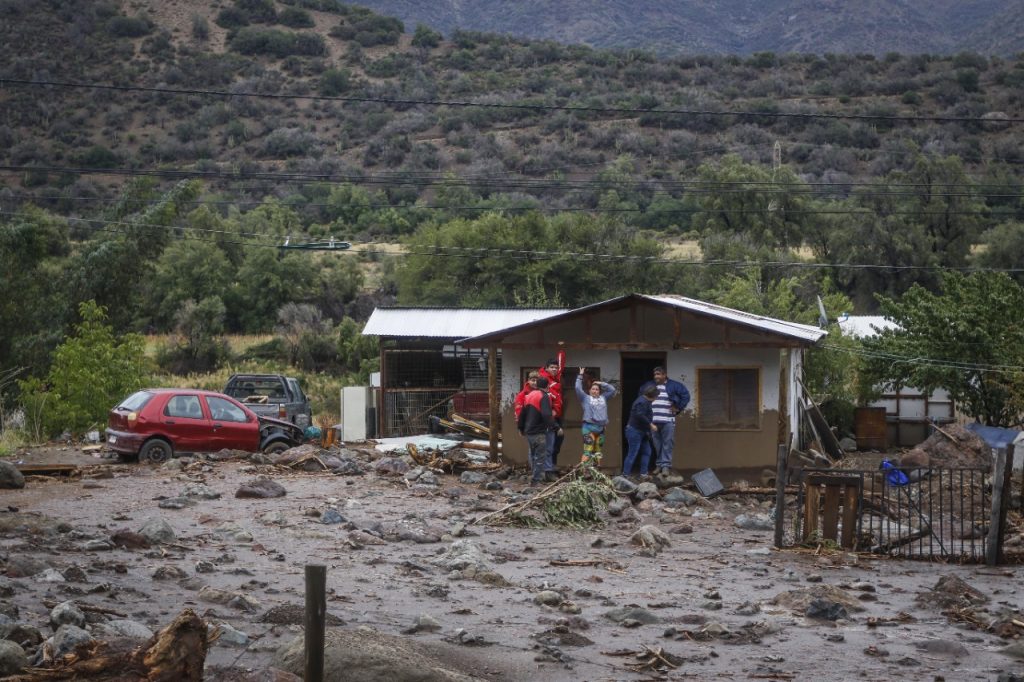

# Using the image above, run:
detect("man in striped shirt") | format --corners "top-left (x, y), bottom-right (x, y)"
top-left (638, 367), bottom-right (690, 476)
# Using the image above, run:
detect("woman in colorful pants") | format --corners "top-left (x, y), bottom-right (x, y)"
top-left (575, 368), bottom-right (616, 465)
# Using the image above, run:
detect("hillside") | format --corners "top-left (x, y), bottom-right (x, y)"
top-left (348, 0), bottom-right (1024, 56)
top-left (0, 0), bottom-right (1023, 329)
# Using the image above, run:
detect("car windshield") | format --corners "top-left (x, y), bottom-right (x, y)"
top-left (117, 391), bottom-right (153, 411)
top-left (226, 378), bottom-right (286, 403)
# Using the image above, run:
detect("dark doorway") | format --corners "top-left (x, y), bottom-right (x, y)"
top-left (620, 354), bottom-right (665, 462)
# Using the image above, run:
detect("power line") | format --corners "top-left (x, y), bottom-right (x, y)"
top-left (1, 165), bottom-right (1020, 200)
top-left (820, 342), bottom-right (1024, 373)
top-left (2, 191), bottom-right (1014, 217)
top-left (5, 210), bottom-right (1022, 274)
top-left (3, 78), bottom-right (1023, 124)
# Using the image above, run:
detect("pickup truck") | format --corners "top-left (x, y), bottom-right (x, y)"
top-left (223, 374), bottom-right (312, 428)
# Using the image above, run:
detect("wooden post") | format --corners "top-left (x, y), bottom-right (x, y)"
top-left (773, 444), bottom-right (787, 548)
top-left (305, 564), bottom-right (326, 682)
top-left (987, 444), bottom-right (1015, 566)
top-left (487, 345), bottom-right (499, 461)
top-left (841, 483), bottom-right (860, 549)
top-left (803, 483), bottom-right (820, 541)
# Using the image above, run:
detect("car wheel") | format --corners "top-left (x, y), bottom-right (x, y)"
top-left (263, 441), bottom-right (290, 455)
top-left (139, 439), bottom-right (173, 464)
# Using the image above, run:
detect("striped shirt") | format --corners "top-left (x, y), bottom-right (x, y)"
top-left (651, 383), bottom-right (675, 423)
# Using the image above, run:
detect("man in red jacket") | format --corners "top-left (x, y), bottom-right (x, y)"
top-left (538, 351), bottom-right (565, 473)
top-left (517, 377), bottom-right (555, 486)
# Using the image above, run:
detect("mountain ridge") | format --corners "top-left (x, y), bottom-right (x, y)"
top-left (346, 0), bottom-right (1024, 55)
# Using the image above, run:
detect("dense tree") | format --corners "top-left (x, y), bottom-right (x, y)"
top-left (395, 212), bottom-right (669, 306)
top-left (226, 249), bottom-right (316, 332)
top-left (860, 272), bottom-right (1024, 427)
top-left (972, 221), bottom-right (1024, 285)
top-left (145, 240), bottom-right (234, 328)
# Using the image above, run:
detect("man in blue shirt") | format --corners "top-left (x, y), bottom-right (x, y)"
top-left (638, 367), bottom-right (690, 476)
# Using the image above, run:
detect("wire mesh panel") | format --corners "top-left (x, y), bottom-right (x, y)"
top-left (797, 467), bottom-right (991, 562)
top-left (380, 346), bottom-right (502, 437)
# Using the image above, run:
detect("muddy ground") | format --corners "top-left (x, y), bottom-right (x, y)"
top-left (1, 444), bottom-right (1023, 681)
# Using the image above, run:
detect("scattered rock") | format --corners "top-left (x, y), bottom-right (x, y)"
top-left (734, 513), bottom-right (774, 531)
top-left (158, 497), bottom-right (195, 510)
top-left (916, 575), bottom-right (988, 610)
top-left (137, 517), bottom-right (176, 544)
top-left (630, 525), bottom-right (671, 555)
top-left (94, 619), bottom-right (154, 641)
top-left (913, 639), bottom-right (969, 657)
top-left (669, 523), bottom-right (694, 534)
top-left (604, 607), bottom-right (660, 625)
top-left (6, 556), bottom-right (46, 578)
top-left (212, 621), bottom-right (250, 647)
top-left (772, 586), bottom-right (865, 615)
top-left (182, 484), bottom-right (221, 500)
top-left (0, 622), bottom-right (43, 648)
top-left (374, 457), bottom-right (410, 476)
top-left (805, 598), bottom-right (848, 621)
top-left (735, 601), bottom-right (760, 616)
top-left (899, 449), bottom-right (930, 468)
top-left (36, 568), bottom-right (66, 583)
top-left (320, 509), bottom-right (346, 525)
top-left (258, 511), bottom-right (289, 526)
top-left (662, 488), bottom-right (698, 506)
top-left (0, 462), bottom-right (25, 490)
top-left (152, 565), bottom-right (188, 581)
top-left (459, 471), bottom-right (489, 485)
top-left (633, 482), bottom-right (659, 500)
top-left (83, 539), bottom-right (114, 551)
top-left (110, 529), bottom-right (152, 549)
top-left (606, 498), bottom-right (632, 516)
top-left (195, 560), bottom-right (217, 574)
top-left (50, 601), bottom-right (86, 629)
top-left (431, 540), bottom-right (488, 574)
top-left (214, 522), bottom-right (254, 543)
top-left (611, 477), bottom-right (637, 494)
top-left (51, 624), bottom-right (92, 657)
top-left (838, 437), bottom-right (857, 452)
top-left (404, 614), bottom-right (442, 634)
top-left (0, 640), bottom-right (27, 676)
top-left (534, 591), bottom-right (563, 607)
top-left (236, 478), bottom-right (287, 499)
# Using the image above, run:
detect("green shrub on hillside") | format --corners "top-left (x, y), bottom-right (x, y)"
top-left (278, 7), bottom-right (315, 28)
top-left (107, 14), bottom-right (153, 38)
top-left (229, 27), bottom-right (326, 57)
top-left (329, 13), bottom-right (402, 47)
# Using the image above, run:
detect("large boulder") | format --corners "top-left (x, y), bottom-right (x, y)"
top-left (138, 517), bottom-right (176, 544)
top-left (0, 462), bottom-right (24, 489)
top-left (273, 627), bottom-right (481, 682)
top-left (0, 640), bottom-right (27, 676)
top-left (235, 478), bottom-right (287, 499)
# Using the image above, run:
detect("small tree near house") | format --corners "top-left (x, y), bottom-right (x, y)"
top-left (860, 272), bottom-right (1024, 428)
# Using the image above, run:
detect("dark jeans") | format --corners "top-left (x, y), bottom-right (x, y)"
top-left (544, 418), bottom-right (564, 470)
top-left (526, 433), bottom-right (549, 483)
top-left (622, 425), bottom-right (652, 476)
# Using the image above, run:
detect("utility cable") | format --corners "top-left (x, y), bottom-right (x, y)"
top-left (3, 78), bottom-right (1023, 124)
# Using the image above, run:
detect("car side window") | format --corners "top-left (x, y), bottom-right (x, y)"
top-left (207, 396), bottom-right (249, 423)
top-left (165, 395), bottom-right (204, 420)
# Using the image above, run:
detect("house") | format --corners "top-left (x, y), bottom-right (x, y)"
top-left (367, 294), bottom-right (826, 477)
top-left (838, 314), bottom-right (955, 447)
top-left (362, 307), bottom-right (567, 436)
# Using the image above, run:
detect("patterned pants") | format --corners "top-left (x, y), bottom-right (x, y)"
top-left (581, 423), bottom-right (605, 465)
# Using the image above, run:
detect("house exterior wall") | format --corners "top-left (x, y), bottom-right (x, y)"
top-left (500, 346), bottom-right (785, 474)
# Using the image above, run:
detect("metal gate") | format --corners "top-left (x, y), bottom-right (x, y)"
top-left (798, 467), bottom-right (991, 562)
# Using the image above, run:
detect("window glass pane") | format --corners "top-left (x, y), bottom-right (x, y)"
top-left (118, 391), bottom-right (153, 411)
top-left (165, 395), bottom-right (204, 419)
top-left (207, 396), bottom-right (249, 423)
top-left (698, 368), bottom-right (759, 429)
top-left (698, 369), bottom-right (729, 428)
top-left (731, 369), bottom-right (759, 428)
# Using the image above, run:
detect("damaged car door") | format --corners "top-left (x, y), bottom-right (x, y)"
top-left (204, 395), bottom-right (260, 451)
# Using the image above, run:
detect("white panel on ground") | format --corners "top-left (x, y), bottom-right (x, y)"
top-left (340, 386), bottom-right (370, 441)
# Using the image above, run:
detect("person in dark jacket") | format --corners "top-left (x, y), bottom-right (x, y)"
top-left (517, 376), bottom-right (555, 485)
top-left (623, 385), bottom-right (659, 477)
top-left (637, 367), bottom-right (690, 476)
top-left (538, 351), bottom-right (566, 469)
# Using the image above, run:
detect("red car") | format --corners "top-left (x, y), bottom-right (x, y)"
top-left (105, 389), bottom-right (303, 463)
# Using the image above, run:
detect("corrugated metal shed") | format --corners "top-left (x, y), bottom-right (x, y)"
top-left (363, 307), bottom-right (568, 339)
top-left (837, 314), bottom-right (898, 338)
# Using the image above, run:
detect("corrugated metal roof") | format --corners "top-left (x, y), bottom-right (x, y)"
top-left (640, 294), bottom-right (827, 343)
top-left (457, 293), bottom-right (828, 345)
top-left (363, 307), bottom-right (568, 338)
top-left (838, 314), bottom-right (898, 338)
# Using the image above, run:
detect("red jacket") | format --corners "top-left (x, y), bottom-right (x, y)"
top-left (538, 350), bottom-right (566, 419)
top-left (514, 382), bottom-right (532, 419)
